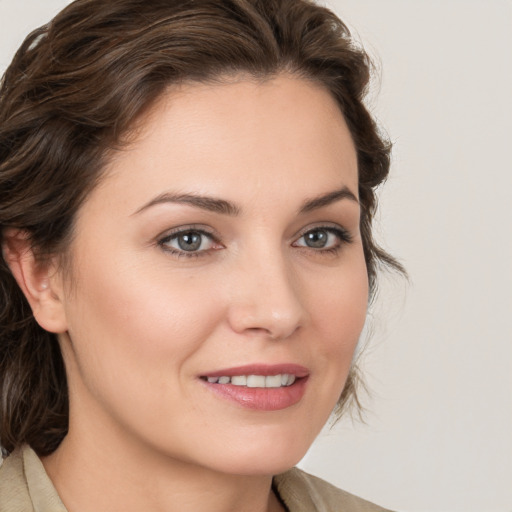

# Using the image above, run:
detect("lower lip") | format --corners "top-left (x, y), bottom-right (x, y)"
top-left (201, 377), bottom-right (308, 411)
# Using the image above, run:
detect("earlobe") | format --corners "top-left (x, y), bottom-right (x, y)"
top-left (2, 228), bottom-right (68, 334)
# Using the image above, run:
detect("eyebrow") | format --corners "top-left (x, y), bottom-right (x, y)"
top-left (299, 186), bottom-right (359, 213)
top-left (133, 185), bottom-right (358, 216)
top-left (133, 192), bottom-right (240, 216)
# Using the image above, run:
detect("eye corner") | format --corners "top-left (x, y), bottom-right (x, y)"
top-left (157, 226), bottom-right (223, 258)
top-left (292, 225), bottom-right (353, 252)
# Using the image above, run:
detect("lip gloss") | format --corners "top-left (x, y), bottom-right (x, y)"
top-left (200, 364), bottom-right (309, 411)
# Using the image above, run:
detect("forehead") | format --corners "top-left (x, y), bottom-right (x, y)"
top-left (92, 74), bottom-right (358, 213)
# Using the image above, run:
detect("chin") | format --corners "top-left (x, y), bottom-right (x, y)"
top-left (197, 428), bottom-right (315, 477)
top-left (213, 454), bottom-right (305, 477)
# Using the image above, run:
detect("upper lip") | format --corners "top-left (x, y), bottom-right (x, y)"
top-left (201, 364), bottom-right (309, 378)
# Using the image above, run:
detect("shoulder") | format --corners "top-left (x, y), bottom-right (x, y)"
top-left (0, 445), bottom-right (66, 512)
top-left (0, 447), bottom-right (34, 512)
top-left (274, 467), bottom-right (394, 512)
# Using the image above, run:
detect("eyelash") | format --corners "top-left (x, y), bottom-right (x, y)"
top-left (157, 226), bottom-right (221, 259)
top-left (293, 226), bottom-right (353, 255)
top-left (157, 225), bottom-right (353, 258)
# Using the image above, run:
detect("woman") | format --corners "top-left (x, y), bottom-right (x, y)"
top-left (0, 0), bottom-right (402, 510)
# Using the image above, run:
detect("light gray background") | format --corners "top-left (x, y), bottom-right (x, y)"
top-left (1, 1), bottom-right (511, 511)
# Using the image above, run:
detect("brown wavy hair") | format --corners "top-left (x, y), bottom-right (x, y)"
top-left (0, 0), bottom-right (402, 457)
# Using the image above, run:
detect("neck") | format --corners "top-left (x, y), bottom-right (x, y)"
top-left (42, 425), bottom-right (286, 512)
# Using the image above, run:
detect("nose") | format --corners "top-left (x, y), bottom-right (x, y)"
top-left (226, 249), bottom-right (306, 340)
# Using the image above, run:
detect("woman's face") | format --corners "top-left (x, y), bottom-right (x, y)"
top-left (55, 75), bottom-right (368, 475)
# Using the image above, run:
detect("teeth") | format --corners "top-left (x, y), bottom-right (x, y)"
top-left (205, 373), bottom-right (298, 388)
top-left (246, 375), bottom-right (265, 387)
top-left (231, 375), bottom-right (247, 386)
top-left (265, 375), bottom-right (282, 388)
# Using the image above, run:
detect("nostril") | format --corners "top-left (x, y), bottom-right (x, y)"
top-left (246, 326), bottom-right (278, 339)
top-left (242, 323), bottom-right (300, 341)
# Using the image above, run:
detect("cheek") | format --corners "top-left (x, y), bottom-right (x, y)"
top-left (305, 251), bottom-right (369, 394)
top-left (311, 255), bottom-right (369, 348)
top-left (62, 256), bottom-right (223, 398)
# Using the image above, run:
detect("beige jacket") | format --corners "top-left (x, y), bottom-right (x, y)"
top-left (0, 445), bottom-right (392, 512)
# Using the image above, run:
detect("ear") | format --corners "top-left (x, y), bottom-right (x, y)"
top-left (2, 229), bottom-right (68, 333)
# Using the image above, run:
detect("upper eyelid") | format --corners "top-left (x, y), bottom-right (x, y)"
top-left (157, 224), bottom-right (219, 241)
top-left (156, 226), bottom-right (221, 256)
top-left (157, 228), bottom-right (220, 257)
top-left (292, 225), bottom-right (353, 251)
top-left (157, 223), bottom-right (350, 238)
top-left (156, 222), bottom-right (352, 248)
top-left (293, 222), bottom-right (350, 239)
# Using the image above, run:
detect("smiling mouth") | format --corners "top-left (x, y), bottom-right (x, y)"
top-left (201, 374), bottom-right (297, 388)
top-left (200, 365), bottom-right (309, 410)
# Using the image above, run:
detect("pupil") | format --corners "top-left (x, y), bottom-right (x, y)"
top-left (178, 232), bottom-right (202, 251)
top-left (305, 230), bottom-right (327, 248)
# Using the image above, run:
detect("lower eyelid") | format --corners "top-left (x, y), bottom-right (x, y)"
top-left (294, 227), bottom-right (352, 246)
top-left (158, 229), bottom-right (218, 252)
top-left (157, 225), bottom-right (351, 256)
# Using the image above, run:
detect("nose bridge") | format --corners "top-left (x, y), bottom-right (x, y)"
top-left (227, 239), bottom-right (305, 339)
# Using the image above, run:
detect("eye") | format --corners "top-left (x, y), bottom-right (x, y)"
top-left (158, 228), bottom-right (219, 255)
top-left (293, 226), bottom-right (351, 251)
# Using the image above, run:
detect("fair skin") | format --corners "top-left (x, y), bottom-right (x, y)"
top-left (5, 75), bottom-right (368, 512)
